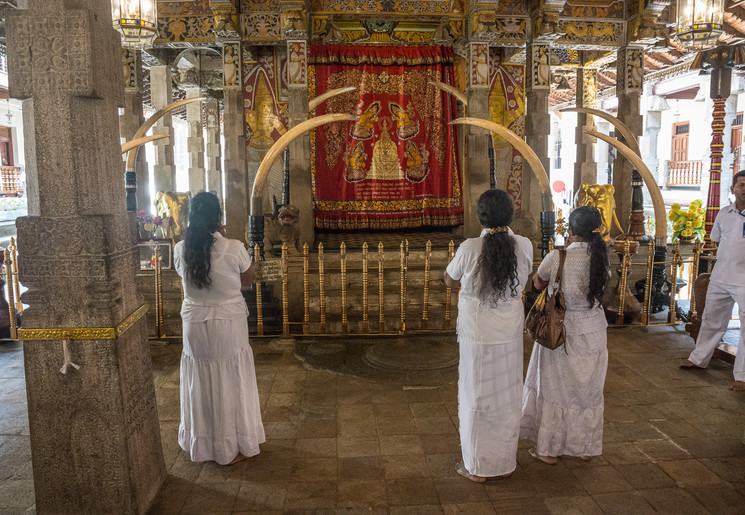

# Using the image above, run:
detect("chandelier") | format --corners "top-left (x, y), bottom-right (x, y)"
top-left (676, 0), bottom-right (725, 51)
top-left (111, 0), bottom-right (158, 49)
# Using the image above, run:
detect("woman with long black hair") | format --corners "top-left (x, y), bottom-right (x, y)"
top-left (520, 206), bottom-right (610, 464)
top-left (444, 189), bottom-right (533, 482)
top-left (174, 192), bottom-right (265, 465)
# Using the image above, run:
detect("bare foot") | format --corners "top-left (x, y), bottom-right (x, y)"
top-left (228, 452), bottom-right (248, 465)
top-left (730, 380), bottom-right (745, 391)
top-left (529, 447), bottom-right (558, 465)
top-left (679, 359), bottom-right (698, 369)
top-left (455, 462), bottom-right (486, 483)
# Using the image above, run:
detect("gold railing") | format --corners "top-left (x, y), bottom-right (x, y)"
top-left (667, 160), bottom-right (703, 187)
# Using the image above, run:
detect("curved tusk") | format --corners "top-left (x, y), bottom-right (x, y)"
top-left (121, 134), bottom-right (170, 154)
top-left (309, 86), bottom-right (357, 112)
top-left (126, 97), bottom-right (206, 169)
top-left (450, 117), bottom-right (552, 211)
top-left (429, 81), bottom-right (468, 107)
top-left (252, 113), bottom-right (357, 204)
top-left (584, 129), bottom-right (666, 243)
top-left (562, 107), bottom-right (641, 157)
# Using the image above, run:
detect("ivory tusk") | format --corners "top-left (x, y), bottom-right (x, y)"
top-left (562, 107), bottom-right (641, 157)
top-left (252, 113), bottom-right (357, 203)
top-left (584, 129), bottom-right (667, 243)
top-left (449, 117), bottom-right (552, 210)
top-left (429, 81), bottom-right (468, 107)
top-left (121, 134), bottom-right (170, 154)
top-left (309, 87), bottom-right (357, 112)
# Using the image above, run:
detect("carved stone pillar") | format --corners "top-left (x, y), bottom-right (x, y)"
top-left (186, 87), bottom-right (206, 193)
top-left (150, 65), bottom-right (177, 193)
top-left (120, 48), bottom-right (150, 211)
top-left (205, 98), bottom-right (222, 196)
top-left (6, 1), bottom-right (165, 512)
top-left (464, 42), bottom-right (491, 237)
top-left (222, 41), bottom-right (249, 242)
top-left (574, 65), bottom-right (598, 194)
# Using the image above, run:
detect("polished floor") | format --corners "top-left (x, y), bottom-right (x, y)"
top-left (0, 325), bottom-right (744, 514)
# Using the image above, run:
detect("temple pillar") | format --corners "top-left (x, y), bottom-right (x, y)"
top-left (613, 46), bottom-right (644, 238)
top-left (150, 65), bottom-right (177, 194)
top-left (120, 48), bottom-right (150, 212)
top-left (222, 41), bottom-right (249, 242)
top-left (464, 42), bottom-right (491, 237)
top-left (205, 98), bottom-right (222, 196)
top-left (573, 65), bottom-right (598, 194)
top-left (644, 87), bottom-right (664, 190)
top-left (186, 87), bottom-right (206, 193)
top-left (6, 1), bottom-right (165, 513)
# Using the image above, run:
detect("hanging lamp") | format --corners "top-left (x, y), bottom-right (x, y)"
top-left (111, 0), bottom-right (158, 49)
top-left (676, 0), bottom-right (725, 51)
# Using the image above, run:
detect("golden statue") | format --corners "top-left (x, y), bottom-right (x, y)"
top-left (368, 119), bottom-right (404, 181)
top-left (246, 79), bottom-right (286, 150)
top-left (575, 183), bottom-right (624, 242)
top-left (155, 191), bottom-right (191, 243)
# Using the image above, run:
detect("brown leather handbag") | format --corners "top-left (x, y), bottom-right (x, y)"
top-left (525, 250), bottom-right (567, 350)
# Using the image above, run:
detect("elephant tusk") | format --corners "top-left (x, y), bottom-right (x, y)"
top-left (449, 117), bottom-right (553, 211)
top-left (309, 87), bottom-right (357, 112)
top-left (562, 107), bottom-right (641, 157)
top-left (252, 113), bottom-right (357, 207)
top-left (121, 134), bottom-right (170, 154)
top-left (429, 81), bottom-right (468, 107)
top-left (584, 129), bottom-right (666, 244)
top-left (126, 97), bottom-right (206, 169)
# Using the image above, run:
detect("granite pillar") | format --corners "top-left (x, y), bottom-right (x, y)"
top-left (120, 48), bottom-right (150, 212)
top-left (222, 41), bottom-right (248, 242)
top-left (186, 88), bottom-right (206, 193)
top-left (574, 66), bottom-right (598, 193)
top-left (150, 65), bottom-right (177, 194)
top-left (205, 98), bottom-right (222, 196)
top-left (6, 1), bottom-right (165, 513)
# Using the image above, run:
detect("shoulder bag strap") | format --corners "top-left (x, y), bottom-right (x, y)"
top-left (556, 250), bottom-right (567, 292)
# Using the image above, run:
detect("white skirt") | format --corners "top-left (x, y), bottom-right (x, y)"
top-left (520, 329), bottom-right (608, 458)
top-left (179, 316), bottom-right (265, 465)
top-left (458, 338), bottom-right (523, 477)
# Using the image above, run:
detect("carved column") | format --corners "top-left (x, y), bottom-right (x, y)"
top-left (574, 64), bottom-right (598, 194)
top-left (204, 98), bottom-right (222, 196)
top-left (150, 65), bottom-right (177, 193)
top-left (120, 48), bottom-right (150, 212)
top-left (6, 1), bottom-right (165, 512)
top-left (186, 87), bottom-right (206, 193)
top-left (222, 41), bottom-right (249, 242)
top-left (464, 42), bottom-right (491, 237)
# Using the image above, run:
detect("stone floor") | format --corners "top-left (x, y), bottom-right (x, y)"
top-left (1, 325), bottom-right (744, 514)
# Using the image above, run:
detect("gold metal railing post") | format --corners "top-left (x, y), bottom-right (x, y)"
top-left (4, 249), bottom-right (16, 340)
top-left (616, 239), bottom-right (630, 326)
top-left (254, 243), bottom-right (264, 336)
top-left (362, 242), bottom-right (369, 333)
top-left (690, 238), bottom-right (702, 318)
top-left (378, 243), bottom-right (384, 333)
top-left (318, 243), bottom-right (326, 333)
top-left (641, 239), bottom-right (654, 326)
top-left (340, 242), bottom-right (348, 334)
top-left (154, 245), bottom-right (165, 338)
top-left (444, 240), bottom-right (455, 330)
top-left (548, 238), bottom-right (554, 252)
top-left (422, 240), bottom-right (431, 329)
top-left (8, 237), bottom-right (21, 313)
top-left (281, 243), bottom-right (289, 337)
top-left (303, 243), bottom-right (309, 335)
top-left (669, 240), bottom-right (680, 325)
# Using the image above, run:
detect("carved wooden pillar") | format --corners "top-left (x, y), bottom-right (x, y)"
top-left (574, 63), bottom-right (598, 194)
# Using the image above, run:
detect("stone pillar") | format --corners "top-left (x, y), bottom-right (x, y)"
top-left (150, 65), bottom-right (177, 194)
top-left (222, 41), bottom-right (248, 242)
top-left (205, 98), bottom-right (222, 196)
top-left (613, 46), bottom-right (644, 237)
top-left (186, 88), bottom-right (206, 193)
top-left (120, 48), bottom-right (150, 212)
top-left (464, 42), bottom-right (491, 237)
top-left (6, 1), bottom-right (165, 513)
top-left (287, 40), bottom-right (312, 246)
top-left (574, 65), bottom-right (598, 194)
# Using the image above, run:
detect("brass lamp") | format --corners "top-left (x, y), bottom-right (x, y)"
top-left (676, 0), bottom-right (725, 51)
top-left (111, 0), bottom-right (158, 49)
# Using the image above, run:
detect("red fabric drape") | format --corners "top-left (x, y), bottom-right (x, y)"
top-left (309, 45), bottom-right (463, 230)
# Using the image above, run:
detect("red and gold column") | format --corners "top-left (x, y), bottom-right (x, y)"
top-left (704, 98), bottom-right (726, 249)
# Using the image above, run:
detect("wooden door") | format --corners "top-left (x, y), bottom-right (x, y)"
top-left (672, 122), bottom-right (689, 163)
top-left (732, 112), bottom-right (743, 175)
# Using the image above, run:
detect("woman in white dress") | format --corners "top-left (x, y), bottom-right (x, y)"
top-left (520, 206), bottom-right (609, 464)
top-left (444, 189), bottom-right (533, 482)
top-left (174, 192), bottom-right (265, 465)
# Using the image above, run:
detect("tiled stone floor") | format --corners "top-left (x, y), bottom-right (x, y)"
top-left (1, 325), bottom-right (744, 514)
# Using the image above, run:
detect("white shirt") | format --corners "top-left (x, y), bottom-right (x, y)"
top-left (446, 228), bottom-right (533, 345)
top-left (174, 232), bottom-right (251, 321)
top-left (710, 203), bottom-right (745, 287)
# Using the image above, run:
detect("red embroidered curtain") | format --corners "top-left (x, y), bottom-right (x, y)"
top-left (309, 45), bottom-right (463, 230)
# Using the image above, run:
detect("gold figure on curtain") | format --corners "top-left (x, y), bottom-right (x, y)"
top-left (368, 119), bottom-right (404, 181)
top-left (246, 79), bottom-right (286, 149)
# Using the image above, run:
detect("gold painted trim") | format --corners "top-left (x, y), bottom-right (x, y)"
top-left (17, 304), bottom-right (150, 341)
